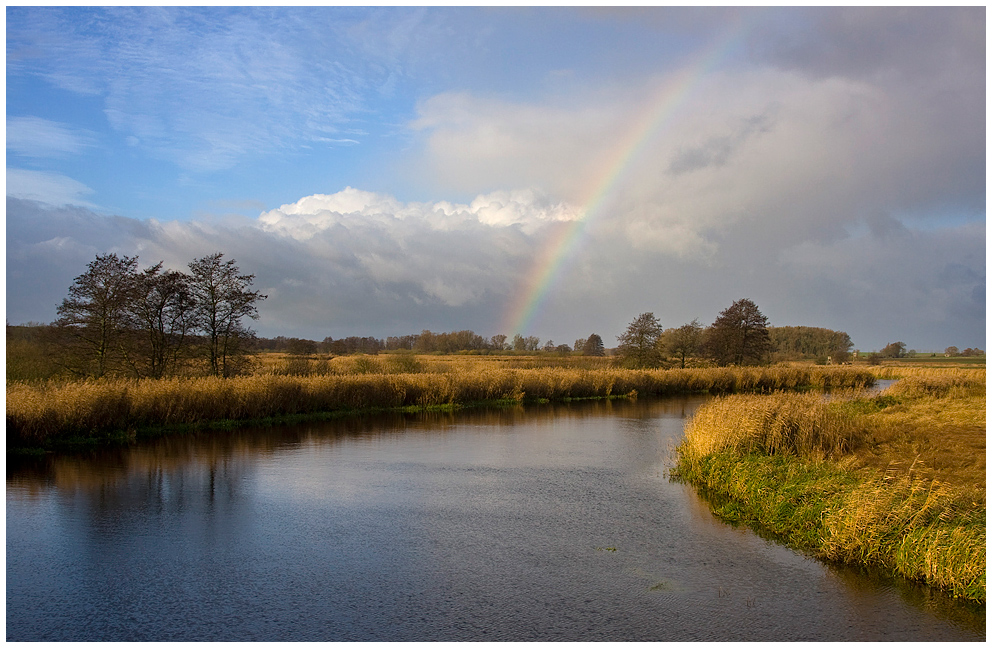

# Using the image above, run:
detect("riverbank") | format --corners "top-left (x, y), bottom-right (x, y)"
top-left (7, 365), bottom-right (875, 450)
top-left (673, 368), bottom-right (986, 603)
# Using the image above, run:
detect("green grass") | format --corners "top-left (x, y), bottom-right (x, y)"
top-left (677, 451), bottom-right (984, 602)
top-left (865, 356), bottom-right (986, 367)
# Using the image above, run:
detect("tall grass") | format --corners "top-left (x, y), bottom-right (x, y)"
top-left (821, 474), bottom-right (984, 600)
top-left (866, 365), bottom-right (985, 389)
top-left (7, 365), bottom-right (874, 447)
top-left (677, 391), bottom-right (872, 462)
top-left (673, 369), bottom-right (986, 602)
top-left (880, 367), bottom-right (985, 398)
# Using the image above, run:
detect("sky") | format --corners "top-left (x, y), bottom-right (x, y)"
top-left (5, 6), bottom-right (986, 352)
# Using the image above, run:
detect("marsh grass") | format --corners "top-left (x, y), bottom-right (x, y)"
top-left (677, 391), bottom-right (873, 461)
top-left (7, 364), bottom-right (874, 447)
top-left (673, 368), bottom-right (986, 602)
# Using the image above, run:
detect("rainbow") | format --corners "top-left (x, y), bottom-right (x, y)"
top-left (502, 20), bottom-right (751, 339)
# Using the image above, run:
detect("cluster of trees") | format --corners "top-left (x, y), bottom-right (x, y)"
top-left (943, 346), bottom-right (984, 357)
top-left (51, 252), bottom-right (265, 378)
top-left (768, 326), bottom-right (854, 364)
top-left (613, 298), bottom-right (877, 369)
top-left (256, 336), bottom-right (386, 356)
top-left (617, 298), bottom-right (781, 369)
top-left (575, 334), bottom-right (606, 356)
top-left (878, 341), bottom-right (908, 359)
top-left (863, 343), bottom-right (985, 363)
top-left (416, 330), bottom-right (492, 353)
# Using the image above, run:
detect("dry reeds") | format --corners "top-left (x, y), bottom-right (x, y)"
top-left (853, 369), bottom-right (985, 490)
top-left (7, 365), bottom-right (876, 446)
top-left (883, 367), bottom-right (985, 399)
top-left (822, 474), bottom-right (985, 600)
top-left (678, 391), bottom-right (872, 463)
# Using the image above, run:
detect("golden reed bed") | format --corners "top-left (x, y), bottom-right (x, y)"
top-left (8, 365), bottom-right (875, 445)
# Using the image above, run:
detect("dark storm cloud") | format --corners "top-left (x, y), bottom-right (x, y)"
top-left (749, 7), bottom-right (984, 82)
top-left (667, 113), bottom-right (774, 176)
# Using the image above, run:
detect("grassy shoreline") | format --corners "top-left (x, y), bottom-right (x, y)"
top-left (7, 364), bottom-right (875, 451)
top-left (672, 368), bottom-right (986, 603)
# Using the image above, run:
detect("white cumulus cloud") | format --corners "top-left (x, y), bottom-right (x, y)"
top-left (258, 187), bottom-right (580, 240)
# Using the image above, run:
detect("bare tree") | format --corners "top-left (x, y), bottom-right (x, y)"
top-left (55, 253), bottom-right (139, 377)
top-left (124, 263), bottom-right (196, 378)
top-left (188, 253), bottom-right (266, 377)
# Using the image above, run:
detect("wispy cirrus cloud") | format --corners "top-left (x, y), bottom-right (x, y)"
top-left (6, 169), bottom-right (97, 208)
top-left (6, 116), bottom-right (97, 158)
top-left (6, 7), bottom-right (442, 172)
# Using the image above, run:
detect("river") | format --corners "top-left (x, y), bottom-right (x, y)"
top-left (6, 396), bottom-right (984, 641)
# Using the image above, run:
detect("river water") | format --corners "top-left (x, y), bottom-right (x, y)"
top-left (6, 397), bottom-right (984, 641)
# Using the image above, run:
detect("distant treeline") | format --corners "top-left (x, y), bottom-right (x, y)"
top-left (11, 315), bottom-right (982, 384)
top-left (256, 324), bottom-right (856, 362)
top-left (942, 346), bottom-right (985, 357)
top-left (255, 331), bottom-right (605, 356)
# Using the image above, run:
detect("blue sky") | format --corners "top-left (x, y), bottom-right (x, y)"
top-left (6, 6), bottom-right (986, 351)
top-left (7, 7), bottom-right (729, 214)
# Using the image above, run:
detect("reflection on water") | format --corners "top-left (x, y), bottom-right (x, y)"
top-left (7, 397), bottom-right (984, 641)
top-left (8, 398), bottom-right (692, 498)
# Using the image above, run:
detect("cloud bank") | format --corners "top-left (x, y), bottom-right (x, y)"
top-left (8, 182), bottom-right (984, 352)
